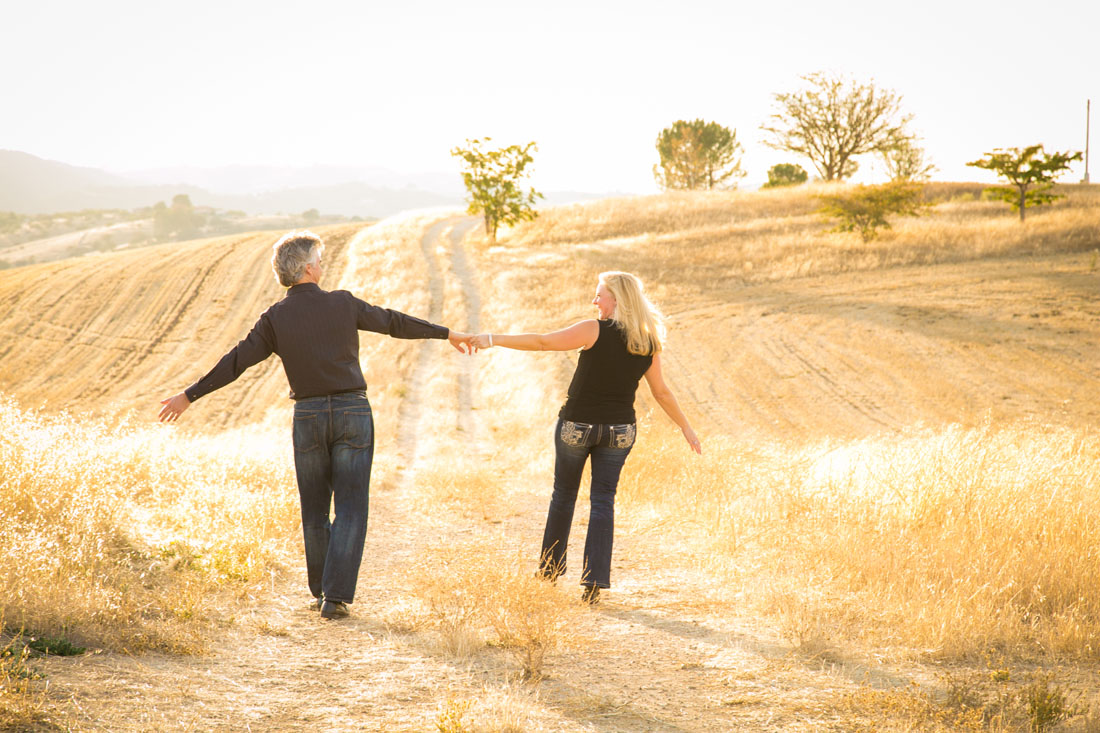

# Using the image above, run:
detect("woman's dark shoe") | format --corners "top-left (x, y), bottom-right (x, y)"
top-left (581, 585), bottom-right (601, 605)
top-left (320, 600), bottom-right (350, 619)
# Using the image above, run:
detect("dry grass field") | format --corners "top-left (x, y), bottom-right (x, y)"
top-left (1, 184), bottom-right (1099, 731)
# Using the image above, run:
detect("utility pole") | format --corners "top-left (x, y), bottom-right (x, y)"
top-left (1085, 99), bottom-right (1091, 184)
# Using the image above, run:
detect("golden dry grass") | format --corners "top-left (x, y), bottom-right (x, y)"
top-left (500, 183), bottom-right (1100, 301)
top-left (612, 423), bottom-right (1100, 661)
top-left (409, 540), bottom-right (583, 680)
top-left (0, 398), bottom-right (300, 654)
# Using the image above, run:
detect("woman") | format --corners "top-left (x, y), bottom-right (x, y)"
top-left (471, 271), bottom-right (701, 604)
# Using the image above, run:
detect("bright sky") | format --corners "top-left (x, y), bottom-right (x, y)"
top-left (6, 0), bottom-right (1097, 193)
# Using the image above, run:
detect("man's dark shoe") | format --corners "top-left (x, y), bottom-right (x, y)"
top-left (320, 600), bottom-right (350, 619)
top-left (581, 585), bottom-right (601, 605)
top-left (309, 597), bottom-right (323, 611)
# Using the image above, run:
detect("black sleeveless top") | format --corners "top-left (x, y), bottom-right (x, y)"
top-left (559, 320), bottom-right (654, 424)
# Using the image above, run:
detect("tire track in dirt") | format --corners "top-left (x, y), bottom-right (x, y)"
top-left (660, 255), bottom-right (1100, 441)
top-left (393, 218), bottom-right (447, 479)
top-left (771, 329), bottom-right (897, 432)
top-left (393, 215), bottom-right (484, 478)
top-left (442, 217), bottom-right (483, 439)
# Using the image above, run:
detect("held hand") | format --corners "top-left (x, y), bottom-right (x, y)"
top-left (470, 333), bottom-right (494, 350)
top-left (158, 392), bottom-right (191, 422)
top-left (682, 426), bottom-right (702, 455)
top-left (447, 330), bottom-right (476, 354)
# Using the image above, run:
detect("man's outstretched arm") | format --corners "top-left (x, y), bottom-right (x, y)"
top-left (354, 294), bottom-right (474, 354)
top-left (158, 313), bottom-right (276, 421)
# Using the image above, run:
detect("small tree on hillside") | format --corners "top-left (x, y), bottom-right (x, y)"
top-left (881, 137), bottom-right (936, 182)
top-left (653, 119), bottom-right (746, 190)
top-left (818, 182), bottom-right (926, 242)
top-left (762, 72), bottom-right (913, 182)
top-left (762, 163), bottom-right (809, 188)
top-left (152, 195), bottom-right (202, 241)
top-left (966, 145), bottom-right (1082, 222)
top-left (451, 138), bottom-right (543, 243)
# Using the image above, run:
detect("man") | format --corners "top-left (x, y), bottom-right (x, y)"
top-left (159, 230), bottom-right (471, 619)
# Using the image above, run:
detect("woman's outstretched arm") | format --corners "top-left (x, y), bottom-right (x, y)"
top-left (471, 320), bottom-right (599, 352)
top-left (643, 353), bottom-right (702, 454)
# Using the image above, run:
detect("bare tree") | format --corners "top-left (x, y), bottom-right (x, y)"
top-left (761, 72), bottom-right (912, 182)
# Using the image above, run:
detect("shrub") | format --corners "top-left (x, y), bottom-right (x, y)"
top-left (817, 181), bottom-right (926, 241)
top-left (763, 163), bottom-right (808, 188)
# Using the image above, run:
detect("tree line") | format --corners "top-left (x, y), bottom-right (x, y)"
top-left (453, 71), bottom-right (1083, 242)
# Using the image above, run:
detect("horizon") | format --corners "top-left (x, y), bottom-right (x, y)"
top-left (6, 1), bottom-right (1097, 195)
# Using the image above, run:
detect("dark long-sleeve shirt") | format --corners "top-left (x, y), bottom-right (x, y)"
top-left (185, 282), bottom-right (448, 402)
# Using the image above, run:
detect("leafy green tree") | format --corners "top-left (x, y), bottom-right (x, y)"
top-left (762, 163), bottom-right (809, 188)
top-left (653, 119), bottom-right (745, 190)
top-left (966, 145), bottom-right (1082, 221)
top-left (302, 208), bottom-right (320, 224)
top-left (762, 72), bottom-right (913, 182)
top-left (152, 201), bottom-right (171, 241)
top-left (817, 182), bottom-right (926, 241)
top-left (451, 138), bottom-right (543, 243)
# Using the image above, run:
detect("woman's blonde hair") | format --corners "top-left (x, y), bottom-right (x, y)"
top-left (599, 271), bottom-right (665, 355)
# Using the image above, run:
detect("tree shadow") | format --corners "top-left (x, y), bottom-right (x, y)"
top-left (598, 605), bottom-right (913, 692)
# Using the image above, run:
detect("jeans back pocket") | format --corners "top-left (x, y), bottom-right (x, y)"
top-left (608, 423), bottom-right (636, 449)
top-left (560, 420), bottom-right (594, 448)
top-left (338, 409), bottom-right (374, 449)
top-left (293, 413), bottom-right (323, 453)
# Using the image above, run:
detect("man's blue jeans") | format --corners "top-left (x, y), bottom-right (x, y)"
top-left (540, 418), bottom-right (636, 589)
top-left (292, 391), bottom-right (374, 604)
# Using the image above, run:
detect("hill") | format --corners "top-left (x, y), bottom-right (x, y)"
top-left (2, 182), bottom-right (1098, 434)
top-left (488, 182), bottom-right (1100, 436)
top-left (0, 150), bottom-right (460, 217)
top-left (0, 225), bottom-right (367, 427)
top-left (3, 186), bottom-right (1100, 731)
top-left (0, 150), bottom-right (615, 219)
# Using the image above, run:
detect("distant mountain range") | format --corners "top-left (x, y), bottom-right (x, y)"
top-left (0, 150), bottom-right (616, 217)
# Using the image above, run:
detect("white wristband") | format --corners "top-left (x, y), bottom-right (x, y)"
top-left (488, 334), bottom-right (493, 348)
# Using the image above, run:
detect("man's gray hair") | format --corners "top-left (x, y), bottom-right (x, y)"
top-left (271, 231), bottom-right (324, 287)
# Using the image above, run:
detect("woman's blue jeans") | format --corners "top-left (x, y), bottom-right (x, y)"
top-left (292, 391), bottom-right (374, 604)
top-left (540, 417), bottom-right (636, 589)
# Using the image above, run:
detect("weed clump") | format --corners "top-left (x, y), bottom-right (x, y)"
top-left (0, 631), bottom-right (48, 731)
top-left (411, 543), bottom-right (582, 680)
top-left (435, 698), bottom-right (472, 733)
